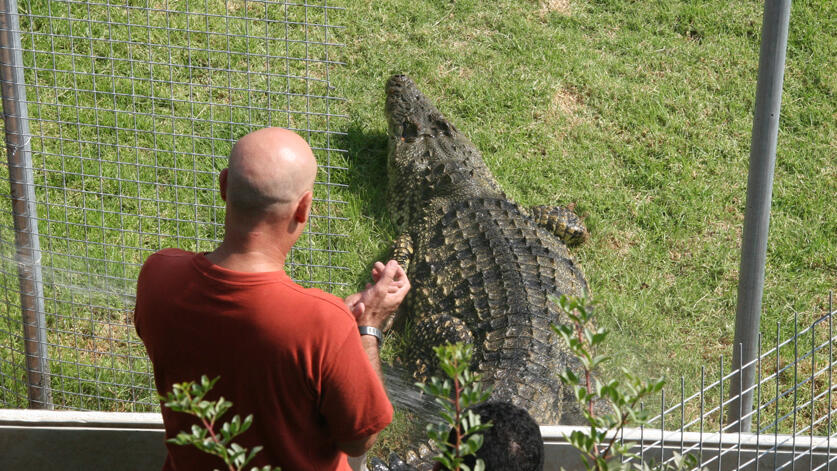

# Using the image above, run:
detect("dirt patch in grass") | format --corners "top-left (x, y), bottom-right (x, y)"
top-left (552, 87), bottom-right (583, 116)
top-left (538, 0), bottom-right (571, 17)
top-left (539, 86), bottom-right (587, 136)
top-left (602, 228), bottom-right (639, 257)
top-left (436, 61), bottom-right (474, 81)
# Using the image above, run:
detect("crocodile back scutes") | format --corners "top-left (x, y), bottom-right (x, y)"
top-left (406, 197), bottom-right (588, 424)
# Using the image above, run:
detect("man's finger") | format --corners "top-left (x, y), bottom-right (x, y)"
top-left (377, 260), bottom-right (400, 282)
top-left (392, 262), bottom-right (406, 280)
top-left (371, 261), bottom-right (385, 282)
top-left (351, 301), bottom-right (365, 319)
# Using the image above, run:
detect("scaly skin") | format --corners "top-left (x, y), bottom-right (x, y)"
top-left (385, 75), bottom-right (590, 430)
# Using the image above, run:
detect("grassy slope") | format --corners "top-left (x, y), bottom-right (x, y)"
top-left (0, 0), bottom-right (830, 444)
top-left (331, 0), bottom-right (836, 426)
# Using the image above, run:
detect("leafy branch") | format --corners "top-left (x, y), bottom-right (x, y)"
top-left (552, 295), bottom-right (688, 471)
top-left (417, 342), bottom-right (493, 471)
top-left (162, 375), bottom-right (280, 471)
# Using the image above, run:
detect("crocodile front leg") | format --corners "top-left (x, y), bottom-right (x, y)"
top-left (381, 233), bottom-right (414, 332)
top-left (529, 204), bottom-right (589, 247)
top-left (392, 232), bottom-right (414, 273)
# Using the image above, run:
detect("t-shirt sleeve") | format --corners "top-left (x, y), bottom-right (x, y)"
top-left (318, 328), bottom-right (393, 442)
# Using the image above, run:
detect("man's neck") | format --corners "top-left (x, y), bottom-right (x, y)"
top-left (205, 237), bottom-right (289, 273)
top-left (208, 209), bottom-right (304, 273)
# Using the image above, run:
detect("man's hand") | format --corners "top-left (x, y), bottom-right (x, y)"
top-left (344, 260), bottom-right (410, 330)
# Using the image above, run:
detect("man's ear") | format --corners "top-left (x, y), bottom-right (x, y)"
top-left (294, 190), bottom-right (313, 224)
top-left (219, 168), bottom-right (229, 201)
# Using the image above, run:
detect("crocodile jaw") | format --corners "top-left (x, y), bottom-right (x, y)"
top-left (385, 74), bottom-right (456, 144)
top-left (385, 75), bottom-right (505, 231)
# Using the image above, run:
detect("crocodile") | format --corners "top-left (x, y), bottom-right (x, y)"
top-left (383, 74), bottom-right (591, 437)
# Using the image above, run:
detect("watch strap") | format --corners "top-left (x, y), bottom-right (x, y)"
top-left (358, 325), bottom-right (382, 346)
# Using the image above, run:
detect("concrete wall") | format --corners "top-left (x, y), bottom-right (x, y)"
top-left (0, 410), bottom-right (166, 471)
top-left (1, 410), bottom-right (833, 470)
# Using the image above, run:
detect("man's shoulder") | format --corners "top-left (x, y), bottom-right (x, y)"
top-left (264, 282), bottom-right (358, 347)
top-left (139, 248), bottom-right (194, 273)
top-left (148, 248), bottom-right (194, 259)
top-left (280, 281), bottom-right (353, 320)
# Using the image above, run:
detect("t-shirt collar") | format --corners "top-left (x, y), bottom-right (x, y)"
top-left (191, 252), bottom-right (291, 285)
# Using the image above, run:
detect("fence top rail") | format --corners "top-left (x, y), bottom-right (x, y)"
top-left (27, 0), bottom-right (347, 13)
top-left (0, 409), bottom-right (162, 429)
top-left (541, 425), bottom-right (837, 452)
top-left (10, 413), bottom-right (835, 450)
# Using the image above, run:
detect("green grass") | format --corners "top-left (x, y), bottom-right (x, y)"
top-left (332, 0), bottom-right (835, 381)
top-left (0, 0), bottom-right (834, 452)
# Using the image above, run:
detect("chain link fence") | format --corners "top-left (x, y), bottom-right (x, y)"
top-left (0, 0), bottom-right (348, 411)
top-left (629, 294), bottom-right (837, 470)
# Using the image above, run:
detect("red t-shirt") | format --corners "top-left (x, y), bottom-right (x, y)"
top-left (134, 249), bottom-right (393, 471)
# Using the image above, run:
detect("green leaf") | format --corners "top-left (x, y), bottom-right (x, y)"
top-left (432, 454), bottom-right (455, 469)
top-left (591, 327), bottom-right (608, 341)
top-left (464, 433), bottom-right (484, 453)
top-left (241, 414), bottom-right (254, 434)
top-left (591, 354), bottom-right (610, 369)
top-left (561, 368), bottom-right (579, 384)
top-left (440, 361), bottom-right (457, 380)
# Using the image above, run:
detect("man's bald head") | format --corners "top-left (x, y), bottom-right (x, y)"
top-left (225, 128), bottom-right (317, 217)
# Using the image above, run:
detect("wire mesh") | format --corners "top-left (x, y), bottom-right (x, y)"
top-left (0, 0), bottom-right (348, 411)
top-left (627, 294), bottom-right (837, 470)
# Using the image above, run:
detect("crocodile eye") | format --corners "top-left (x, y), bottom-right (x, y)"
top-left (433, 119), bottom-right (451, 136)
top-left (401, 121), bottom-right (419, 140)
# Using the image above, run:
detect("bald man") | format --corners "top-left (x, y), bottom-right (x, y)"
top-left (135, 128), bottom-right (410, 471)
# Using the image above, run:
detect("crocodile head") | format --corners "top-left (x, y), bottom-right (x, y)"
top-left (384, 75), bottom-right (505, 230)
top-left (384, 74), bottom-right (458, 187)
top-left (385, 74), bottom-right (457, 146)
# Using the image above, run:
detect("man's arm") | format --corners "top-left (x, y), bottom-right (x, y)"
top-left (336, 335), bottom-right (384, 457)
top-left (337, 260), bottom-right (410, 455)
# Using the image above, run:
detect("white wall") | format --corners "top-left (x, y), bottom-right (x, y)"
top-left (1, 410), bottom-right (833, 470)
top-left (0, 410), bottom-right (166, 470)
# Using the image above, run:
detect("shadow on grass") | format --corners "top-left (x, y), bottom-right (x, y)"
top-left (336, 124), bottom-right (433, 458)
top-left (337, 123), bottom-right (397, 290)
top-left (340, 123), bottom-right (390, 224)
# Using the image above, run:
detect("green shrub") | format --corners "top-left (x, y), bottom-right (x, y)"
top-left (161, 375), bottom-right (280, 471)
top-left (553, 295), bottom-right (699, 471)
top-left (417, 342), bottom-right (493, 471)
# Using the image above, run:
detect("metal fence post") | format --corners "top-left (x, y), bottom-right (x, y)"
top-left (0, 0), bottom-right (52, 409)
top-left (728, 0), bottom-right (792, 432)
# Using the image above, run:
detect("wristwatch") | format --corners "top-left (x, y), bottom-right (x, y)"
top-left (358, 325), bottom-right (382, 347)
